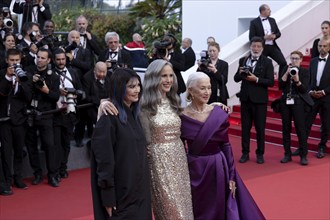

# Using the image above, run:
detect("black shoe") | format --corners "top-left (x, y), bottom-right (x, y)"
top-left (60, 171), bottom-right (69, 179)
top-left (0, 189), bottom-right (13, 196)
top-left (48, 177), bottom-right (59, 187)
top-left (239, 154), bottom-right (249, 163)
top-left (280, 155), bottom-right (292, 163)
top-left (75, 139), bottom-right (84, 148)
top-left (32, 175), bottom-right (43, 185)
top-left (256, 155), bottom-right (264, 164)
top-left (14, 180), bottom-right (28, 189)
top-left (55, 174), bottom-right (61, 182)
top-left (300, 157), bottom-right (308, 166)
top-left (316, 149), bottom-right (325, 159)
top-left (292, 149), bottom-right (300, 156)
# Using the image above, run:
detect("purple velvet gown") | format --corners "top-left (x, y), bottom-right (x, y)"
top-left (180, 106), bottom-right (265, 220)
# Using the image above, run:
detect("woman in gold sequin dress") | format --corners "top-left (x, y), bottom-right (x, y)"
top-left (139, 59), bottom-right (194, 220)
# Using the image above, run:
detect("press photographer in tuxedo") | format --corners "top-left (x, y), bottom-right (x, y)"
top-left (234, 36), bottom-right (274, 164)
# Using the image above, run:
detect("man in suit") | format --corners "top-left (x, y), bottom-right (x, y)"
top-left (13, 0), bottom-right (52, 30)
top-left (249, 4), bottom-right (286, 77)
top-left (99, 31), bottom-right (131, 74)
top-left (75, 15), bottom-right (102, 63)
top-left (305, 39), bottom-right (330, 159)
top-left (0, 49), bottom-right (33, 193)
top-left (53, 49), bottom-right (83, 179)
top-left (18, 22), bottom-right (42, 69)
top-left (182, 37), bottom-right (196, 71)
top-left (24, 48), bottom-right (60, 187)
top-left (234, 36), bottom-right (274, 164)
top-left (66, 30), bottom-right (92, 80)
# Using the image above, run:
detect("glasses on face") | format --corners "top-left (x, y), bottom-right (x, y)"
top-left (290, 57), bottom-right (300, 60)
top-left (109, 41), bottom-right (118, 44)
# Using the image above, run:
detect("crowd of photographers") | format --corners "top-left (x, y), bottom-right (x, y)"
top-left (0, 1), bottom-right (195, 195)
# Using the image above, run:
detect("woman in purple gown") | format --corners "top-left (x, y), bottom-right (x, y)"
top-left (180, 72), bottom-right (265, 220)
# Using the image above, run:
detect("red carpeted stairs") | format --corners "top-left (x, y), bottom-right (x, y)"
top-left (229, 54), bottom-right (330, 154)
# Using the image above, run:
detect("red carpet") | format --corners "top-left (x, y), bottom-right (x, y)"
top-left (1, 135), bottom-right (329, 220)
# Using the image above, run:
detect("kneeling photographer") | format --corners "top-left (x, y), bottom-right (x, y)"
top-left (24, 48), bottom-right (61, 187)
top-left (197, 42), bottom-right (229, 104)
top-left (278, 51), bottom-right (312, 165)
top-left (53, 48), bottom-right (85, 179)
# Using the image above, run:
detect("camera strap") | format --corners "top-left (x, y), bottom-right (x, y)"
top-left (56, 69), bottom-right (74, 86)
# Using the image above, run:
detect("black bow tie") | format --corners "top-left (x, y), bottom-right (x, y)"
top-left (80, 33), bottom-right (86, 37)
top-left (319, 58), bottom-right (326, 62)
top-left (109, 51), bottom-right (117, 55)
top-left (262, 18), bottom-right (268, 21)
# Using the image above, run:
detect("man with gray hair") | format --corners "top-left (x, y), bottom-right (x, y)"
top-left (124, 33), bottom-right (149, 68)
top-left (182, 37), bottom-right (196, 71)
top-left (99, 31), bottom-right (131, 74)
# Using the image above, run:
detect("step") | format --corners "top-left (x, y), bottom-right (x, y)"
top-left (229, 113), bottom-right (323, 139)
top-left (228, 123), bottom-right (330, 153)
top-left (231, 105), bottom-right (322, 125)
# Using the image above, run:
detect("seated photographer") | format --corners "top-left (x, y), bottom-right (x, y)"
top-left (24, 48), bottom-right (61, 187)
top-left (17, 22), bottom-right (42, 69)
top-left (197, 41), bottom-right (229, 105)
top-left (65, 30), bottom-right (92, 80)
top-left (13, 0), bottom-right (52, 29)
top-left (278, 51), bottom-right (311, 165)
top-left (0, 48), bottom-right (33, 193)
top-left (99, 31), bottom-right (131, 75)
top-left (52, 48), bottom-right (84, 179)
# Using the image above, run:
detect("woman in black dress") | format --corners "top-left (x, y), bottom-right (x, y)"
top-left (90, 68), bottom-right (152, 220)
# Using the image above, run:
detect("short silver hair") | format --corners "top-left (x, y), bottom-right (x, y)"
top-left (186, 72), bottom-right (210, 101)
top-left (104, 32), bottom-right (120, 44)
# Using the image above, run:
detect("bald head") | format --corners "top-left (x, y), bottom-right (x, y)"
top-left (68, 30), bottom-right (80, 45)
top-left (94, 62), bottom-right (107, 80)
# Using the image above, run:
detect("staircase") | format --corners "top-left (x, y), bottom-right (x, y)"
top-left (228, 54), bottom-right (330, 154)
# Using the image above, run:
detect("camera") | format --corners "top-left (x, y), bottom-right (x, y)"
top-left (64, 41), bottom-right (78, 53)
top-left (64, 88), bottom-right (86, 114)
top-left (153, 40), bottom-right (171, 59)
top-left (241, 66), bottom-right (253, 78)
top-left (106, 59), bottom-right (118, 70)
top-left (3, 18), bottom-right (13, 29)
top-left (35, 74), bottom-right (45, 89)
top-left (35, 35), bottom-right (59, 51)
top-left (290, 66), bottom-right (299, 76)
top-left (13, 64), bottom-right (28, 82)
top-left (2, 7), bottom-right (10, 18)
top-left (199, 50), bottom-right (211, 69)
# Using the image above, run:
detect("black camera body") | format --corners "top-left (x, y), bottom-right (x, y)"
top-left (65, 88), bottom-right (86, 100)
top-left (153, 40), bottom-right (171, 59)
top-left (241, 66), bottom-right (253, 78)
top-left (199, 50), bottom-right (211, 69)
top-left (36, 35), bottom-right (59, 51)
top-left (35, 74), bottom-right (45, 89)
top-left (13, 64), bottom-right (28, 82)
top-left (64, 41), bottom-right (78, 53)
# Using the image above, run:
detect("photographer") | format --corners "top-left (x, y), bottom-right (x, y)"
top-left (153, 33), bottom-right (186, 94)
top-left (197, 42), bottom-right (229, 105)
top-left (24, 48), bottom-right (61, 187)
top-left (0, 49), bottom-right (33, 193)
top-left (13, 0), bottom-right (52, 29)
top-left (17, 22), bottom-right (42, 68)
top-left (278, 51), bottom-right (311, 165)
top-left (53, 49), bottom-right (83, 179)
top-left (234, 37), bottom-right (274, 164)
top-left (0, 7), bottom-right (18, 39)
top-left (65, 30), bottom-right (91, 80)
top-left (99, 31), bottom-right (131, 75)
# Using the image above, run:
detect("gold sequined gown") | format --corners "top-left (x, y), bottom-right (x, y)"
top-left (147, 98), bottom-right (194, 220)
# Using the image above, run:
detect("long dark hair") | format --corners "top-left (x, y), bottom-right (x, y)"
top-left (109, 68), bottom-right (142, 124)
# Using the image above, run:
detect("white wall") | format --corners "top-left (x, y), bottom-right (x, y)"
top-left (182, 0), bottom-right (290, 54)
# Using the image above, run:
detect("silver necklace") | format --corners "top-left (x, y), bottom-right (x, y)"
top-left (189, 104), bottom-right (207, 114)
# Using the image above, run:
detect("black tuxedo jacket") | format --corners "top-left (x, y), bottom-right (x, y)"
top-left (69, 47), bottom-right (92, 78)
top-left (309, 56), bottom-right (330, 102)
top-left (234, 55), bottom-right (274, 103)
top-left (249, 17), bottom-right (281, 49)
top-left (13, 2), bottom-right (52, 28)
top-left (82, 70), bottom-right (111, 123)
top-left (169, 51), bottom-right (186, 94)
top-left (183, 47), bottom-right (196, 71)
top-left (98, 48), bottom-right (132, 69)
top-left (0, 69), bottom-right (33, 125)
